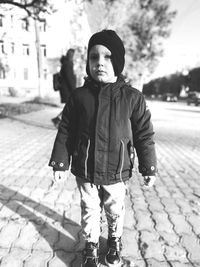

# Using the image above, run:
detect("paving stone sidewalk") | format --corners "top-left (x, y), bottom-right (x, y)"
top-left (0, 102), bottom-right (200, 267)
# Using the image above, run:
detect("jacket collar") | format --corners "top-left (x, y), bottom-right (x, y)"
top-left (84, 75), bottom-right (126, 98)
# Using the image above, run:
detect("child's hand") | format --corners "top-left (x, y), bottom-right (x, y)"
top-left (47, 170), bottom-right (69, 192)
top-left (53, 170), bottom-right (69, 184)
top-left (143, 176), bottom-right (156, 187)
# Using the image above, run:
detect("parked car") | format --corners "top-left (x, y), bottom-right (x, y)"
top-left (187, 91), bottom-right (200, 106)
top-left (162, 93), bottom-right (178, 102)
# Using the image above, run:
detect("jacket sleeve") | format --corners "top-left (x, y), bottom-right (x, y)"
top-left (49, 94), bottom-right (77, 171)
top-left (130, 93), bottom-right (157, 176)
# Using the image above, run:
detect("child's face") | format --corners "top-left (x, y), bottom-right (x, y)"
top-left (88, 45), bottom-right (117, 83)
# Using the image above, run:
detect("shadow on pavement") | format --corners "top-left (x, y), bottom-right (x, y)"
top-left (0, 184), bottom-right (81, 265)
top-left (2, 116), bottom-right (55, 130)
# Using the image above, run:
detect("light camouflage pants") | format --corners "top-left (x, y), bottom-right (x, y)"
top-left (76, 177), bottom-right (127, 243)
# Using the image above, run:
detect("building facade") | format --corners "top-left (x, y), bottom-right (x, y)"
top-left (0, 0), bottom-right (91, 97)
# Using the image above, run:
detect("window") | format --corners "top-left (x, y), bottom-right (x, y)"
top-left (0, 41), bottom-right (5, 54)
top-left (11, 42), bottom-right (15, 54)
top-left (24, 68), bottom-right (28, 80)
top-left (0, 68), bottom-right (6, 79)
top-left (43, 69), bottom-right (47, 80)
top-left (41, 44), bottom-right (46, 57)
top-left (39, 19), bottom-right (46, 32)
top-left (22, 44), bottom-right (30, 56)
top-left (21, 18), bottom-right (29, 31)
top-left (0, 15), bottom-right (4, 27)
top-left (10, 15), bottom-right (14, 28)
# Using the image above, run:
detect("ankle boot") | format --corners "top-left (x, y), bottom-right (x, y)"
top-left (82, 242), bottom-right (99, 267)
top-left (105, 237), bottom-right (122, 267)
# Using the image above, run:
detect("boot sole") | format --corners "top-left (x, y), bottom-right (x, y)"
top-left (105, 256), bottom-right (122, 267)
top-left (81, 263), bottom-right (100, 267)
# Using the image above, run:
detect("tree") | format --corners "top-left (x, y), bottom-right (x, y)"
top-left (188, 67), bottom-right (200, 92)
top-left (85, 0), bottom-right (128, 32)
top-left (143, 72), bottom-right (187, 97)
top-left (0, 0), bottom-right (54, 20)
top-left (85, 0), bottom-right (176, 86)
top-left (124, 0), bottom-right (176, 85)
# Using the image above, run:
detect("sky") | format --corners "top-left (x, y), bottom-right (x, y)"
top-left (151, 0), bottom-right (200, 79)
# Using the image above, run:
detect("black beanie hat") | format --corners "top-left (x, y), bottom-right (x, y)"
top-left (86, 30), bottom-right (125, 77)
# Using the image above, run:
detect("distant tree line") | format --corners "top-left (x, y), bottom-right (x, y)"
top-left (142, 67), bottom-right (200, 97)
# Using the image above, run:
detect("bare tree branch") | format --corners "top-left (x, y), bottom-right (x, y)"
top-left (0, 0), bottom-right (54, 20)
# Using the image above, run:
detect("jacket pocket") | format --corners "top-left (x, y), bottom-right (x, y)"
top-left (72, 137), bottom-right (90, 178)
top-left (117, 139), bottom-right (135, 176)
top-left (127, 140), bottom-right (135, 168)
top-left (119, 140), bottom-right (125, 181)
top-left (84, 139), bottom-right (90, 178)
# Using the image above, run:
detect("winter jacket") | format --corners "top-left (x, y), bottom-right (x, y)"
top-left (49, 78), bottom-right (157, 185)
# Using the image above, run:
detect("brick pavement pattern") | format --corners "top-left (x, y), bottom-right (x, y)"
top-left (0, 102), bottom-right (200, 267)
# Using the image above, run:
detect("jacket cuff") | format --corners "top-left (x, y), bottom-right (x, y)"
top-left (49, 160), bottom-right (68, 171)
top-left (139, 164), bottom-right (157, 176)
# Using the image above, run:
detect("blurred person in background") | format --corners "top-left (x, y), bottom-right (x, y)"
top-left (52, 48), bottom-right (77, 128)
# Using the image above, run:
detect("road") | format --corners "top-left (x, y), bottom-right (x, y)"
top-left (150, 100), bottom-right (199, 183)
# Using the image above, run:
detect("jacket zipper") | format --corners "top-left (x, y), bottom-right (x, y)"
top-left (85, 139), bottom-right (90, 178)
top-left (119, 140), bottom-right (125, 182)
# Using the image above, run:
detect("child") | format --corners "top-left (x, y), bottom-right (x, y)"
top-left (49, 30), bottom-right (157, 267)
